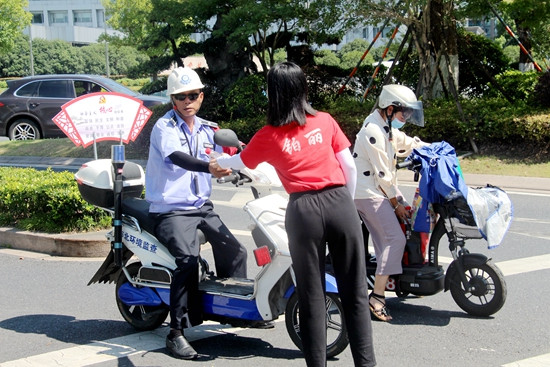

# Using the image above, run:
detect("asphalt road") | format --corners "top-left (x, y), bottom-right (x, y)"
top-left (1, 183), bottom-right (549, 367)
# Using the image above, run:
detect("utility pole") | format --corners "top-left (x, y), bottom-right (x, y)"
top-left (103, 11), bottom-right (110, 77)
top-left (29, 25), bottom-right (34, 76)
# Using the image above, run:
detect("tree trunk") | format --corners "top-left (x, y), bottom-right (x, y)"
top-left (202, 16), bottom-right (257, 92)
top-left (427, 0), bottom-right (458, 99)
top-left (410, 0), bottom-right (459, 100)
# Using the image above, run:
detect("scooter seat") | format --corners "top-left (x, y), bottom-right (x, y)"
top-left (121, 197), bottom-right (207, 244)
top-left (122, 197), bottom-right (157, 235)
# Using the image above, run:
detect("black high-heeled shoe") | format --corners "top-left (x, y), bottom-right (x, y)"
top-left (369, 292), bottom-right (392, 322)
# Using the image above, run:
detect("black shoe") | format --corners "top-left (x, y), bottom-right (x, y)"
top-left (250, 320), bottom-right (275, 329)
top-left (166, 334), bottom-right (198, 360)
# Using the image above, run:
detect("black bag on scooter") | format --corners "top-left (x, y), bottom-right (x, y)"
top-left (404, 230), bottom-right (425, 265)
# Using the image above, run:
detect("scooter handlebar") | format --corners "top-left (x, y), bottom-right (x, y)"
top-left (217, 173), bottom-right (240, 184)
top-left (396, 159), bottom-right (422, 182)
top-left (216, 170), bottom-right (253, 186)
top-left (397, 160), bottom-right (413, 169)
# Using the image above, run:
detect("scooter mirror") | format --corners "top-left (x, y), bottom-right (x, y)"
top-left (214, 129), bottom-right (241, 150)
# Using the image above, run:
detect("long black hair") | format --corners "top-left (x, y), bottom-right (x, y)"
top-left (266, 62), bottom-right (317, 127)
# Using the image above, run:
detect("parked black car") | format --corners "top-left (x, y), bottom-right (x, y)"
top-left (0, 74), bottom-right (169, 140)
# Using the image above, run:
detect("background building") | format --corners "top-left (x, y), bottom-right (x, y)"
top-left (21, 1), bottom-right (497, 64)
top-left (23, 0), bottom-right (121, 46)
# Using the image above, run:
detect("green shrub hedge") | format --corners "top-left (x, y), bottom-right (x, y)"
top-left (404, 97), bottom-right (550, 151)
top-left (0, 167), bottom-right (110, 233)
top-left (135, 93), bottom-right (549, 156)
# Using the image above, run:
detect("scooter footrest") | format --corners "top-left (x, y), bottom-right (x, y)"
top-left (199, 276), bottom-right (254, 296)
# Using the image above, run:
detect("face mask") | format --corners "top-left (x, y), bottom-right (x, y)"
top-left (391, 119), bottom-right (405, 130)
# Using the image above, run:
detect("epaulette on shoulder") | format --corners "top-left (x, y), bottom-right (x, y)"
top-left (200, 119), bottom-right (219, 129)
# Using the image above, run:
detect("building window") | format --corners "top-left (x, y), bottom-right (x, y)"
top-left (48, 11), bottom-right (68, 24)
top-left (74, 10), bottom-right (93, 25)
top-left (31, 12), bottom-right (44, 24)
top-left (97, 9), bottom-right (105, 28)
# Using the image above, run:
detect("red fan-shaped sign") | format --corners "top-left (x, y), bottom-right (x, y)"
top-left (53, 92), bottom-right (152, 147)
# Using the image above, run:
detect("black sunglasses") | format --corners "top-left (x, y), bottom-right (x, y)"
top-left (173, 93), bottom-right (200, 101)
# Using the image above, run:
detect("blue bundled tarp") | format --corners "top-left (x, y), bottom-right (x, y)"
top-left (406, 141), bottom-right (513, 249)
top-left (407, 141), bottom-right (468, 204)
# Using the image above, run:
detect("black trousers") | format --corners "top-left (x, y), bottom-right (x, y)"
top-left (153, 201), bottom-right (248, 330)
top-left (286, 186), bottom-right (376, 367)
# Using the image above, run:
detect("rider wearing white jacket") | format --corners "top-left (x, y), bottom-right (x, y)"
top-left (353, 84), bottom-right (427, 322)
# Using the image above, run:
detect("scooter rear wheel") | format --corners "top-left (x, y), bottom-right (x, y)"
top-left (116, 262), bottom-right (169, 330)
top-left (285, 292), bottom-right (349, 358)
top-left (448, 260), bottom-right (507, 317)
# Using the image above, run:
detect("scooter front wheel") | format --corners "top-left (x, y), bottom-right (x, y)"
top-left (285, 292), bottom-right (349, 358)
top-left (116, 262), bottom-right (169, 330)
top-left (448, 260), bottom-right (507, 317)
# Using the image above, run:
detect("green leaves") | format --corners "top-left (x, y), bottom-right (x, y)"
top-left (0, 35), bottom-right (150, 77)
top-left (0, 0), bottom-right (31, 54)
top-left (0, 168), bottom-right (110, 233)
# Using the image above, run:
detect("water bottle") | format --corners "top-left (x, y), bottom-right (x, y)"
top-left (205, 148), bottom-right (221, 158)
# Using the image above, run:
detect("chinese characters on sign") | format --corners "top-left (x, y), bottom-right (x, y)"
top-left (53, 92), bottom-right (152, 147)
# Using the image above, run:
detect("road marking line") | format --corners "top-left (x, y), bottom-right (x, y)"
top-left (502, 353), bottom-right (550, 366)
top-left (0, 322), bottom-right (254, 367)
top-left (513, 217), bottom-right (550, 225)
top-left (507, 230), bottom-right (550, 241)
top-left (438, 254), bottom-right (550, 276)
top-left (494, 254), bottom-right (550, 276)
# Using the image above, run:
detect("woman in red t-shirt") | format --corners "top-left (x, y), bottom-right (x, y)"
top-left (215, 62), bottom-right (376, 367)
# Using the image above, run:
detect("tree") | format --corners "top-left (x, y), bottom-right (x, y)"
top-left (462, 0), bottom-right (550, 72)
top-left (102, 0), bottom-right (252, 89)
top-left (204, 0), bottom-right (360, 72)
top-left (457, 30), bottom-right (509, 97)
top-left (103, 0), bottom-right (361, 92)
top-left (80, 44), bottom-right (109, 75)
top-left (500, 0), bottom-right (550, 71)
top-left (354, 0), bottom-right (460, 99)
top-left (314, 49), bottom-right (341, 67)
top-left (0, 0), bottom-right (31, 54)
top-left (103, 0), bottom-right (195, 73)
top-left (0, 34), bottom-right (149, 77)
top-left (0, 35), bottom-right (32, 76)
top-left (32, 39), bottom-right (86, 74)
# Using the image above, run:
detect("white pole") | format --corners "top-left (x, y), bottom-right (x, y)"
top-left (29, 26), bottom-right (34, 76)
top-left (103, 11), bottom-right (110, 77)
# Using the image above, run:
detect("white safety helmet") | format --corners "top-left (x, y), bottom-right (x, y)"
top-left (378, 84), bottom-right (424, 126)
top-left (167, 67), bottom-right (205, 95)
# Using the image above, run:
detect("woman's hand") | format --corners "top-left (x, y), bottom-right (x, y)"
top-left (394, 204), bottom-right (410, 222)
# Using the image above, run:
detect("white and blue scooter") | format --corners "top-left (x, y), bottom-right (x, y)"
top-left (75, 129), bottom-right (349, 357)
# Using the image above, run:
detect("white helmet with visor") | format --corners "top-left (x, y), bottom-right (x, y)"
top-left (378, 84), bottom-right (424, 127)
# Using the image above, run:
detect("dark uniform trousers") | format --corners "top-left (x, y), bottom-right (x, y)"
top-left (286, 186), bottom-right (376, 367)
top-left (153, 200), bottom-right (248, 330)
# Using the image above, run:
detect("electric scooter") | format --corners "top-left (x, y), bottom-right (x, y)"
top-left (75, 129), bottom-right (349, 358)
top-left (361, 144), bottom-right (509, 317)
